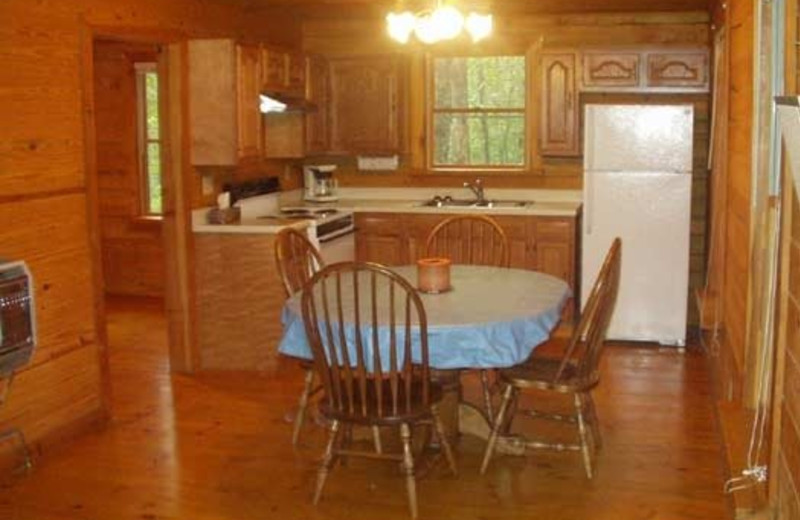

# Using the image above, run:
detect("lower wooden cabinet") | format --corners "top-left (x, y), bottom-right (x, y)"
top-left (355, 213), bottom-right (407, 266)
top-left (355, 212), bottom-right (579, 308)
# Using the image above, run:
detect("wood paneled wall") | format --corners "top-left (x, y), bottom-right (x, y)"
top-left (775, 194), bottom-right (800, 517)
top-left (721, 0), bottom-right (754, 392)
top-left (770, 1), bottom-right (800, 517)
top-left (93, 40), bottom-right (165, 297)
top-left (0, 0), bottom-right (299, 462)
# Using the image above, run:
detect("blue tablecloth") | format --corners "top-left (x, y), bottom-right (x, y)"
top-left (278, 265), bottom-right (571, 370)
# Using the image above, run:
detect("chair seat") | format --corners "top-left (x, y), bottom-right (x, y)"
top-left (319, 378), bottom-right (444, 426)
top-left (499, 355), bottom-right (597, 393)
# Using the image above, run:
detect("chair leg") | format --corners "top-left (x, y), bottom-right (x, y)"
top-left (479, 369), bottom-right (495, 424)
top-left (586, 392), bottom-right (603, 450)
top-left (500, 388), bottom-right (519, 435)
top-left (574, 393), bottom-right (594, 479)
top-left (313, 420), bottom-right (340, 504)
top-left (292, 369), bottom-right (315, 447)
top-left (480, 384), bottom-right (515, 475)
top-left (431, 405), bottom-right (458, 476)
top-left (400, 423), bottom-right (418, 519)
top-left (372, 425), bottom-right (383, 454)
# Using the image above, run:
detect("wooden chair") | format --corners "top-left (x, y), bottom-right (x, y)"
top-left (424, 214), bottom-right (509, 267)
top-left (302, 262), bottom-right (457, 518)
top-left (424, 215), bottom-right (509, 421)
top-left (274, 228), bottom-right (325, 446)
top-left (480, 238), bottom-right (622, 478)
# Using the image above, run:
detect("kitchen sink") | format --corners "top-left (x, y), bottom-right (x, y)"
top-left (419, 196), bottom-right (533, 209)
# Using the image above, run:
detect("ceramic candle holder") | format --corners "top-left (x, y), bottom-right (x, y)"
top-left (417, 257), bottom-right (451, 294)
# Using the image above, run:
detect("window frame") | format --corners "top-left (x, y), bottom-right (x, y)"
top-left (426, 53), bottom-right (529, 172)
top-left (134, 62), bottom-right (163, 216)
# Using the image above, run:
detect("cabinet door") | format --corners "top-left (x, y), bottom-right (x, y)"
top-left (236, 44), bottom-right (263, 160)
top-left (305, 56), bottom-right (329, 155)
top-left (540, 52), bottom-right (579, 157)
top-left (646, 51), bottom-right (709, 90)
top-left (355, 213), bottom-right (406, 266)
top-left (406, 214), bottom-right (446, 262)
top-left (534, 217), bottom-right (575, 287)
top-left (492, 215), bottom-right (535, 269)
top-left (329, 58), bottom-right (402, 154)
top-left (581, 52), bottom-right (641, 90)
top-left (261, 47), bottom-right (287, 92)
top-left (286, 52), bottom-right (307, 95)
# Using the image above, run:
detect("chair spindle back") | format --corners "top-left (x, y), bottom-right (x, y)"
top-left (274, 228), bottom-right (325, 297)
top-left (301, 262), bottom-right (431, 420)
top-left (425, 215), bottom-right (509, 267)
top-left (555, 238), bottom-right (622, 387)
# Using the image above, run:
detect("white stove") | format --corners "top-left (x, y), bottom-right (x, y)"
top-left (234, 193), bottom-right (355, 263)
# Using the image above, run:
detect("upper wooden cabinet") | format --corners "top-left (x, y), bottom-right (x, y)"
top-left (540, 46), bottom-right (709, 158)
top-left (188, 39), bottom-right (263, 165)
top-left (328, 57), bottom-right (404, 155)
top-left (577, 47), bottom-right (709, 93)
top-left (261, 47), bottom-right (287, 92)
top-left (261, 47), bottom-right (307, 97)
top-left (646, 50), bottom-right (709, 89)
top-left (236, 44), bottom-right (264, 161)
top-left (581, 51), bottom-right (641, 90)
top-left (540, 52), bottom-right (580, 157)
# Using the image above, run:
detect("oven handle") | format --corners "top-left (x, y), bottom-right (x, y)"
top-left (318, 227), bottom-right (357, 244)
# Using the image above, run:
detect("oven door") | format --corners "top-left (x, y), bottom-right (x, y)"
top-left (318, 228), bottom-right (356, 264)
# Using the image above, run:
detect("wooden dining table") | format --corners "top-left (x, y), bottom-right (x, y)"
top-left (278, 264), bottom-right (571, 453)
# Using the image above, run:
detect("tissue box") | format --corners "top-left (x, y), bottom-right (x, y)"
top-left (206, 207), bottom-right (241, 224)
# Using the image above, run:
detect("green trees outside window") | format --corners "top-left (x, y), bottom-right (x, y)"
top-left (136, 63), bottom-right (163, 215)
top-left (432, 56), bottom-right (526, 169)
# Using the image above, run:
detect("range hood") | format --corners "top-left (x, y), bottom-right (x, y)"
top-left (259, 92), bottom-right (317, 114)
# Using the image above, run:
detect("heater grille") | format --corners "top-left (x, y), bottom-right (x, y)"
top-left (0, 261), bottom-right (36, 377)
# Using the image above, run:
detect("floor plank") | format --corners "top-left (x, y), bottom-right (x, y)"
top-left (0, 296), bottom-right (728, 519)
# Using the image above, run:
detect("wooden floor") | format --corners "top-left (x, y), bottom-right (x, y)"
top-left (0, 296), bottom-right (728, 519)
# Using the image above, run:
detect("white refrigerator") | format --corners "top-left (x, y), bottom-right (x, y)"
top-left (582, 104), bottom-right (693, 346)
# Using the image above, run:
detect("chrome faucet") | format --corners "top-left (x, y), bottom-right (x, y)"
top-left (464, 178), bottom-right (486, 203)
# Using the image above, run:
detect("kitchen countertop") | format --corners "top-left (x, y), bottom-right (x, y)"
top-left (192, 209), bottom-right (312, 234)
top-left (193, 188), bottom-right (582, 234)
top-left (297, 198), bottom-right (582, 217)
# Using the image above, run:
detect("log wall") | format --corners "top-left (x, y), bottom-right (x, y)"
top-left (0, 0), bottom-right (299, 460)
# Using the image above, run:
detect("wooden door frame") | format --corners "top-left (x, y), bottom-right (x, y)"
top-left (79, 21), bottom-right (198, 417)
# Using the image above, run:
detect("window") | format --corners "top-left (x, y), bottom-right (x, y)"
top-left (430, 55), bottom-right (526, 169)
top-left (135, 63), bottom-right (163, 215)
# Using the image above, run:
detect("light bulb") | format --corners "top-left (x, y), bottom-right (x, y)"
top-left (386, 12), bottom-right (416, 44)
top-left (431, 5), bottom-right (464, 40)
top-left (413, 13), bottom-right (440, 44)
top-left (465, 13), bottom-right (493, 42)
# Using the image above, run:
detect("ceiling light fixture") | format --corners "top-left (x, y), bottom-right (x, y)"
top-left (386, 1), bottom-right (493, 44)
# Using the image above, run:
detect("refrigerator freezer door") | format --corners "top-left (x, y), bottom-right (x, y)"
top-left (584, 104), bottom-right (694, 173)
top-left (582, 171), bottom-right (691, 345)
